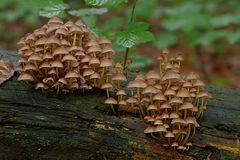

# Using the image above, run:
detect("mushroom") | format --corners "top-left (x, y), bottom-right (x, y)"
top-left (112, 73), bottom-right (127, 89)
top-left (105, 97), bottom-right (117, 115)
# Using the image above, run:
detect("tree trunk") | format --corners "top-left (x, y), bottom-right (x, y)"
top-left (0, 50), bottom-right (239, 160)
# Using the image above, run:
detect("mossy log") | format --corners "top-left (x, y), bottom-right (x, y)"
top-left (0, 50), bottom-right (239, 160)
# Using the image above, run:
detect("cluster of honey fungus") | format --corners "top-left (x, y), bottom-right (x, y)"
top-left (105, 49), bottom-right (212, 150)
top-left (17, 16), bottom-right (118, 93)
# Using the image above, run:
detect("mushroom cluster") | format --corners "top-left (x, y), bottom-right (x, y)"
top-left (17, 16), bottom-right (116, 93)
top-left (108, 49), bottom-right (212, 150)
top-left (0, 58), bottom-right (14, 85)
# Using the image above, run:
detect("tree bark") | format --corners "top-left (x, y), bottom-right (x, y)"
top-left (0, 50), bottom-right (239, 160)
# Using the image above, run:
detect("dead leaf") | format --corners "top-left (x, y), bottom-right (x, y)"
top-left (0, 58), bottom-right (14, 85)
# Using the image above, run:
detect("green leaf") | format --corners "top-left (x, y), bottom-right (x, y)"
top-left (225, 31), bottom-right (240, 44)
top-left (116, 22), bottom-right (154, 48)
top-left (68, 8), bottom-right (108, 16)
top-left (85, 0), bottom-right (127, 8)
top-left (39, 3), bottom-right (69, 18)
top-left (81, 15), bottom-right (97, 28)
top-left (117, 32), bottom-right (139, 48)
top-left (187, 30), bottom-right (230, 46)
top-left (154, 33), bottom-right (177, 49)
top-left (131, 0), bottom-right (160, 19)
top-left (211, 14), bottom-right (238, 27)
top-left (101, 17), bottom-right (123, 30)
top-left (128, 54), bottom-right (152, 69)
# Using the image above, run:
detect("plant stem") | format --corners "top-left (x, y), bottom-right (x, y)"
top-left (123, 2), bottom-right (137, 70)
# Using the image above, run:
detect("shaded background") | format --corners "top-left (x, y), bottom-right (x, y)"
top-left (0, 0), bottom-right (240, 88)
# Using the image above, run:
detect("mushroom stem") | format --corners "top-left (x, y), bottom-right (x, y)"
top-left (167, 80), bottom-right (171, 89)
top-left (176, 124), bottom-right (181, 142)
top-left (57, 85), bottom-right (60, 94)
top-left (99, 69), bottom-right (105, 87)
top-left (79, 35), bottom-right (83, 47)
top-left (150, 133), bottom-right (160, 141)
top-left (56, 68), bottom-right (59, 79)
top-left (159, 63), bottom-right (162, 76)
top-left (184, 110), bottom-right (187, 119)
top-left (106, 89), bottom-right (110, 98)
top-left (197, 98), bottom-right (204, 119)
top-left (117, 80), bottom-right (120, 90)
top-left (73, 32), bottom-right (77, 46)
top-left (188, 126), bottom-right (196, 141)
top-left (182, 125), bottom-right (191, 145)
top-left (150, 93), bottom-right (153, 104)
top-left (198, 98), bottom-right (208, 119)
top-left (137, 88), bottom-right (145, 117)
top-left (110, 104), bottom-right (117, 115)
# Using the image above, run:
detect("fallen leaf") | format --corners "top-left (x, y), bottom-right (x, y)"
top-left (0, 58), bottom-right (14, 85)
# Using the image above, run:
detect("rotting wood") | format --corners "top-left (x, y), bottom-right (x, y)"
top-left (0, 50), bottom-right (239, 160)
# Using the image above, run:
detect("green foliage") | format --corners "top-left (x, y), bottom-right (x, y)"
top-left (155, 0), bottom-right (240, 51)
top-left (85, 0), bottom-right (128, 8)
top-left (116, 22), bottom-right (154, 48)
top-left (154, 33), bottom-right (177, 49)
top-left (68, 8), bottom-right (108, 16)
top-left (128, 53), bottom-right (152, 69)
top-left (39, 3), bottom-right (70, 18)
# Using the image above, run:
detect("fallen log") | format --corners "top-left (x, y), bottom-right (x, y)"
top-left (0, 50), bottom-right (239, 160)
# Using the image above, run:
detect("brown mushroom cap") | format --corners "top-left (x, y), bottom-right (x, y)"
top-left (160, 102), bottom-right (171, 109)
top-left (127, 80), bottom-right (147, 89)
top-left (142, 85), bottom-right (159, 95)
top-left (164, 89), bottom-right (176, 96)
top-left (161, 70), bottom-right (181, 81)
top-left (98, 37), bottom-right (111, 45)
top-left (186, 72), bottom-right (199, 81)
top-left (83, 69), bottom-right (95, 77)
top-left (153, 119), bottom-right (163, 125)
top-left (171, 142), bottom-right (179, 147)
top-left (89, 57), bottom-right (100, 65)
top-left (112, 73), bottom-right (127, 81)
top-left (118, 100), bottom-right (127, 106)
top-left (116, 89), bottom-right (126, 96)
top-left (161, 112), bottom-right (170, 119)
top-left (153, 93), bottom-right (167, 101)
top-left (171, 118), bottom-right (186, 125)
top-left (100, 58), bottom-right (113, 67)
top-left (196, 92), bottom-right (211, 98)
top-left (154, 125), bottom-right (167, 132)
top-left (65, 71), bottom-right (80, 78)
top-left (48, 16), bottom-right (64, 25)
top-left (144, 126), bottom-right (155, 134)
top-left (105, 97), bottom-right (117, 105)
top-left (169, 97), bottom-right (183, 104)
top-left (90, 72), bottom-right (100, 79)
top-left (18, 73), bottom-right (34, 81)
top-left (176, 88), bottom-right (191, 98)
top-left (35, 82), bottom-right (48, 90)
top-left (185, 117), bottom-right (197, 125)
top-left (147, 104), bottom-right (158, 111)
top-left (179, 102), bottom-right (194, 110)
top-left (126, 97), bottom-right (138, 104)
top-left (169, 112), bottom-right (179, 119)
top-left (165, 131), bottom-right (174, 138)
top-left (101, 82), bottom-right (113, 89)
top-left (146, 70), bottom-right (161, 80)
